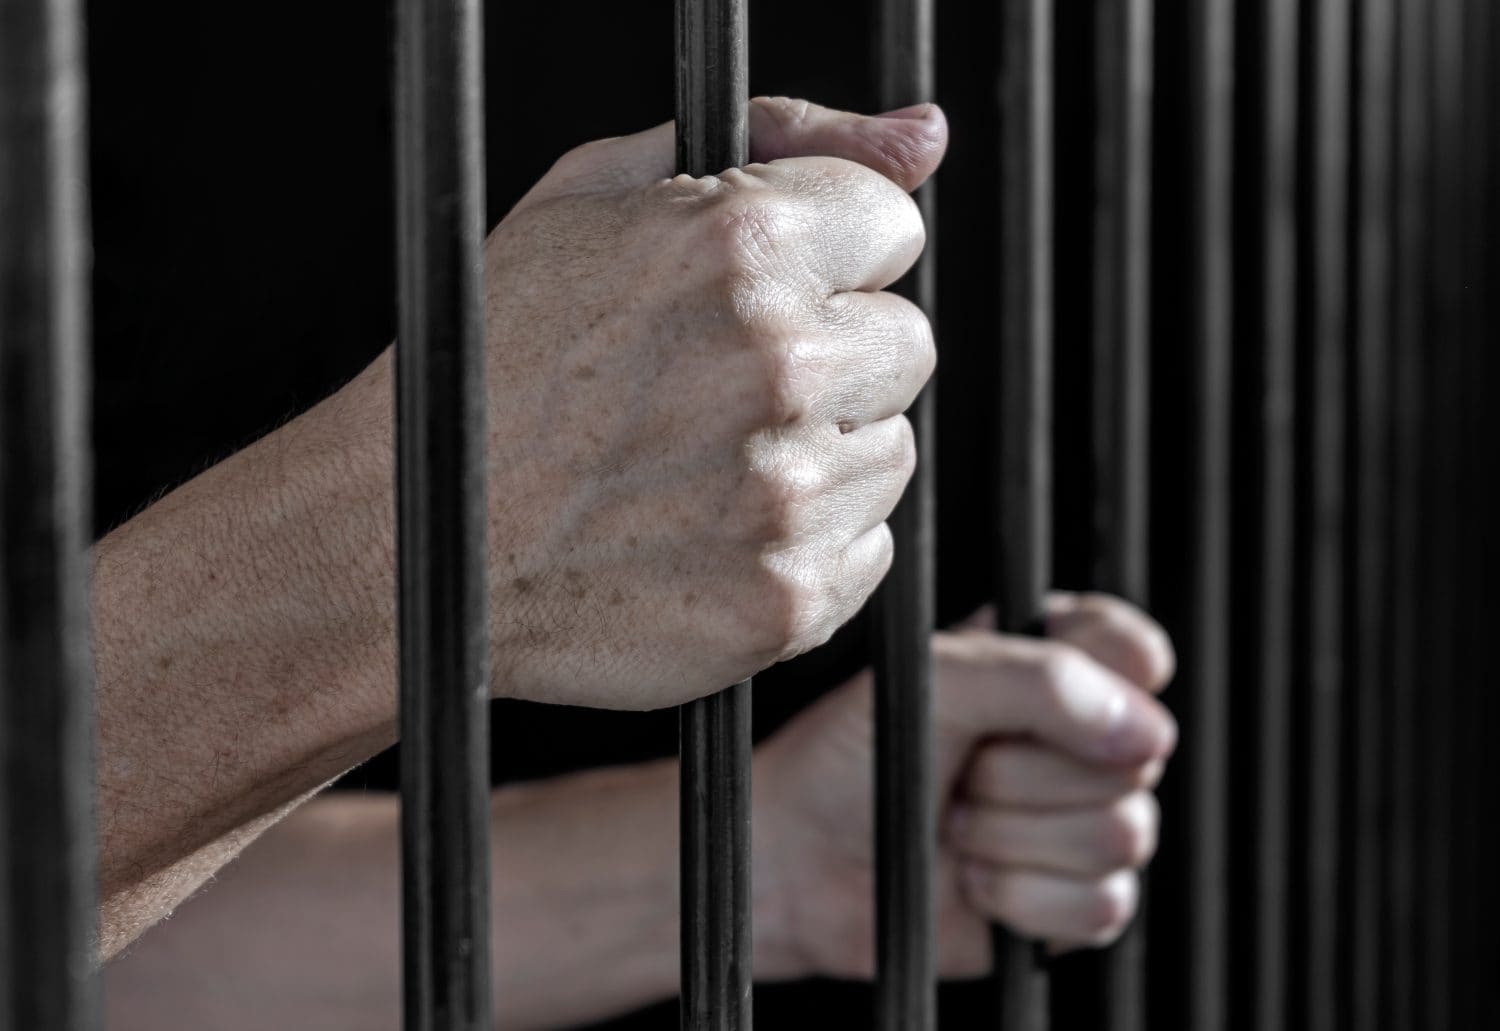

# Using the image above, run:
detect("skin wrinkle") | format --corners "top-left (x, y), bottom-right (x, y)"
top-left (105, 593), bottom-right (1175, 1025)
top-left (91, 99), bottom-right (954, 952)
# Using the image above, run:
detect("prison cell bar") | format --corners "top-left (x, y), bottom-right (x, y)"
top-left (1383, 0), bottom-right (1431, 1024)
top-left (872, 0), bottom-right (938, 1027)
top-left (674, 2), bottom-right (753, 1027)
top-left (1155, 1), bottom-right (1234, 1027)
top-left (1419, 2), bottom-right (1465, 1027)
top-left (393, 0), bottom-right (493, 1025)
top-left (992, 0), bottom-right (1053, 1026)
top-left (1347, 0), bottom-right (1396, 1026)
top-left (1294, 1), bottom-right (1350, 1027)
top-left (1047, 1), bottom-right (1154, 1027)
top-left (1450, 4), bottom-right (1492, 1024)
top-left (1243, 1), bottom-right (1299, 1026)
top-left (0, 0), bottom-right (96, 1027)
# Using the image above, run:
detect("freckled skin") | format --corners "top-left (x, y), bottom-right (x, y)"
top-left (87, 98), bottom-right (947, 955)
top-left (331, 96), bottom-right (948, 710)
top-left (104, 595), bottom-right (1178, 1029)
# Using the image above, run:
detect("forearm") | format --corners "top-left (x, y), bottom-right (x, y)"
top-left (106, 761), bottom-right (806, 1030)
top-left (94, 358), bottom-right (399, 954)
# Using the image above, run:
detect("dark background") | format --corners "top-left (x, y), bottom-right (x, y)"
top-left (85, 0), bottom-right (1500, 1027)
top-left (85, 0), bottom-right (1010, 1025)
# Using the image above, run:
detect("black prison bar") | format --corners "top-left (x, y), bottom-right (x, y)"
top-left (1418, 1), bottom-right (1464, 1025)
top-left (1046, 0), bottom-right (1155, 1027)
top-left (1292, 0), bottom-right (1350, 1027)
top-left (872, 0), bottom-right (938, 1028)
top-left (1149, 1), bottom-right (1234, 1028)
top-left (0, 0), bottom-right (97, 1027)
top-left (393, 0), bottom-right (493, 1025)
top-left (1347, 0), bottom-right (1396, 1026)
top-left (1382, 0), bottom-right (1429, 1023)
top-left (992, 0), bottom-right (1053, 1026)
top-left (674, 1), bottom-right (753, 1027)
top-left (1239, 0), bottom-right (1299, 1026)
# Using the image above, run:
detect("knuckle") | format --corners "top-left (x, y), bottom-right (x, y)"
top-left (1083, 873), bottom-right (1138, 940)
top-left (1100, 794), bottom-right (1158, 869)
top-left (905, 303), bottom-right (938, 380)
top-left (736, 559), bottom-right (819, 664)
top-left (1035, 642), bottom-right (1089, 699)
top-left (882, 415), bottom-right (918, 482)
top-left (707, 190), bottom-right (794, 282)
top-left (548, 139), bottom-right (606, 179)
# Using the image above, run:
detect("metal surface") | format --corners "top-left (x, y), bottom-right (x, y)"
top-left (1383, 1), bottom-right (1431, 1026)
top-left (1245, 2), bottom-right (1299, 1027)
top-left (1292, 2), bottom-right (1350, 1028)
top-left (0, 0), bottom-right (96, 1027)
top-left (993, 0), bottom-right (1052, 1025)
top-left (1153, 1), bottom-right (1234, 1027)
top-left (1347, 0), bottom-right (1396, 1026)
top-left (394, 0), bottom-right (492, 1025)
top-left (1418, 3), bottom-right (1464, 1027)
top-left (675, 1), bottom-right (752, 1027)
top-left (1049, 1), bottom-right (1152, 1025)
top-left (873, 0), bottom-right (937, 1027)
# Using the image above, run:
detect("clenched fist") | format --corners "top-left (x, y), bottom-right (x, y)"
top-left (753, 593), bottom-right (1178, 977)
top-left (328, 98), bottom-right (948, 709)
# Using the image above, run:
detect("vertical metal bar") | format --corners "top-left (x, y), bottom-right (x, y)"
top-left (1347, 0), bottom-right (1396, 1027)
top-left (873, 0), bottom-right (937, 1027)
top-left (1048, 1), bottom-right (1152, 1026)
top-left (1418, 2), bottom-right (1463, 1027)
top-left (394, 0), bottom-right (492, 1025)
top-left (1293, 1), bottom-right (1350, 1028)
top-left (675, 3), bottom-right (751, 1028)
top-left (1246, 2), bottom-right (1299, 1027)
top-left (993, 0), bottom-right (1052, 1025)
top-left (1156, 0), bottom-right (1235, 1027)
top-left (1382, 0), bottom-right (1429, 1026)
top-left (0, 0), bottom-right (96, 1027)
top-left (1450, 4), bottom-right (1490, 1024)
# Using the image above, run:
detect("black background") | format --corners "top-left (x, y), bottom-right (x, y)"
top-left (85, 0), bottom-right (1015, 1024)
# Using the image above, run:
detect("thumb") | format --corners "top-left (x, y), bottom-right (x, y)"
top-left (749, 96), bottom-right (948, 193)
top-left (524, 97), bottom-right (948, 204)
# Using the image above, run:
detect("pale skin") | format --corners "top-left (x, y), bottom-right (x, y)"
top-left (107, 593), bottom-right (1175, 1030)
top-left (93, 96), bottom-right (946, 954)
top-left (92, 96), bottom-right (1179, 1015)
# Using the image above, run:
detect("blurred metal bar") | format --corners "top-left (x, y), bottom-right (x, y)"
top-left (1168, 1), bottom-right (1235, 1027)
top-left (394, 0), bottom-right (492, 1025)
top-left (1450, 4), bottom-right (1491, 1024)
top-left (872, 0), bottom-right (937, 1027)
top-left (675, 2), bottom-right (752, 1028)
top-left (993, 0), bottom-right (1052, 1025)
top-left (1347, 0), bottom-right (1396, 1026)
top-left (1048, 1), bottom-right (1151, 1025)
top-left (0, 0), bottom-right (97, 1027)
top-left (1293, 1), bottom-right (1350, 1028)
top-left (1418, 2), bottom-right (1464, 1027)
top-left (1383, 0), bottom-right (1431, 1026)
top-left (1245, 2), bottom-right (1299, 1027)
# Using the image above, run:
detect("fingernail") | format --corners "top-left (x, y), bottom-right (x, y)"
top-left (878, 102), bottom-right (935, 121)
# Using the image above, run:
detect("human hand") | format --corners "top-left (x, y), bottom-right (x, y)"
top-left (330, 98), bottom-right (947, 709)
top-left (479, 98), bottom-right (949, 707)
top-left (753, 593), bottom-right (1177, 978)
